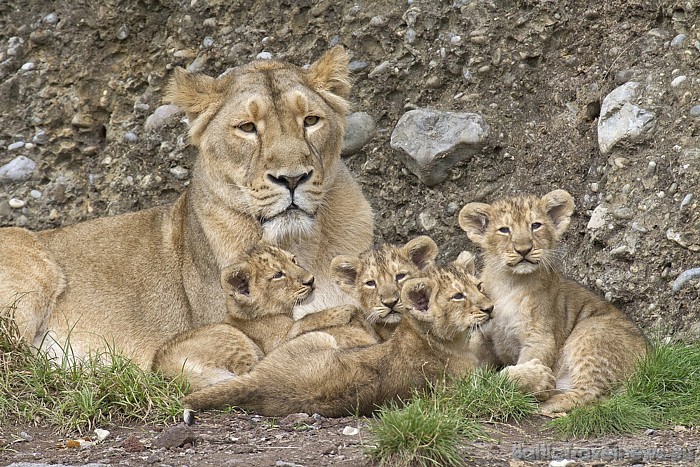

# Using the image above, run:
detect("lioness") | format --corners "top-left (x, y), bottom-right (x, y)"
top-left (0, 46), bottom-right (373, 369)
top-left (152, 242), bottom-right (315, 391)
top-left (458, 189), bottom-right (649, 413)
top-left (182, 253), bottom-right (492, 419)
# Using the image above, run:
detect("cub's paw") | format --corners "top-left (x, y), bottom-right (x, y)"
top-left (503, 359), bottom-right (556, 400)
top-left (316, 304), bottom-right (360, 326)
top-left (183, 408), bottom-right (196, 426)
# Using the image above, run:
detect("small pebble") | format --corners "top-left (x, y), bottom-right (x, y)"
top-left (202, 37), bottom-right (214, 48)
top-left (256, 51), bottom-right (273, 60)
top-left (348, 61), bottom-right (368, 73)
top-left (32, 131), bottom-right (48, 145)
top-left (24, 142), bottom-right (34, 150)
top-left (21, 62), bottom-right (35, 71)
top-left (123, 131), bottom-right (138, 143)
top-left (680, 193), bottom-right (693, 209)
top-left (170, 165), bottom-right (190, 180)
top-left (8, 141), bottom-right (25, 151)
top-left (30, 190), bottom-right (42, 199)
top-left (590, 182), bottom-right (599, 192)
top-left (671, 75), bottom-right (687, 87)
top-left (342, 426), bottom-right (359, 436)
top-left (9, 198), bottom-right (25, 209)
top-left (43, 12), bottom-right (59, 24)
top-left (116, 25), bottom-right (130, 40)
top-left (670, 33), bottom-right (687, 48)
top-left (690, 105), bottom-right (700, 117)
top-left (450, 35), bottom-right (462, 45)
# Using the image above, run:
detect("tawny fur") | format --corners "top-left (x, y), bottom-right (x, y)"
top-left (182, 254), bottom-right (493, 418)
top-left (152, 243), bottom-right (314, 390)
top-left (459, 189), bottom-right (650, 413)
top-left (328, 236), bottom-right (439, 341)
top-left (0, 47), bottom-right (373, 368)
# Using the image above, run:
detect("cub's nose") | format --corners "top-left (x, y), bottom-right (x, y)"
top-left (303, 275), bottom-right (315, 288)
top-left (514, 246), bottom-right (532, 257)
top-left (382, 298), bottom-right (399, 310)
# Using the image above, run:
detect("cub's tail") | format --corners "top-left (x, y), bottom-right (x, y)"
top-left (182, 374), bottom-right (257, 424)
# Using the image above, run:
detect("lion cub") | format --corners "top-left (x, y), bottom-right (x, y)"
top-left (182, 253), bottom-right (493, 419)
top-left (459, 189), bottom-right (649, 413)
top-left (153, 242), bottom-right (315, 391)
top-left (324, 235), bottom-right (439, 341)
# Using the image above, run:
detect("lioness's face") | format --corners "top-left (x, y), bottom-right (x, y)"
top-left (221, 244), bottom-right (315, 319)
top-left (402, 267), bottom-right (493, 342)
top-left (458, 190), bottom-right (575, 275)
top-left (168, 47), bottom-right (351, 243)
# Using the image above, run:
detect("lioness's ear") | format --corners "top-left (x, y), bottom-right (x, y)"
top-left (402, 236), bottom-right (438, 270)
top-left (330, 255), bottom-right (361, 293)
top-left (221, 265), bottom-right (252, 302)
top-left (453, 251), bottom-right (476, 276)
top-left (165, 67), bottom-right (233, 144)
top-left (458, 203), bottom-right (491, 245)
top-left (402, 278), bottom-right (435, 321)
top-left (306, 46), bottom-right (351, 114)
top-left (541, 189), bottom-right (575, 238)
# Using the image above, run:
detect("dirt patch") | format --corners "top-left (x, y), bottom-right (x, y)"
top-left (3, 413), bottom-right (700, 466)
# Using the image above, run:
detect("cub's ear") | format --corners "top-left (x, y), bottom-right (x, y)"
top-left (458, 203), bottom-right (491, 245)
top-left (165, 67), bottom-right (233, 144)
top-left (306, 46), bottom-right (351, 113)
top-left (453, 251), bottom-right (476, 276)
top-left (401, 278), bottom-right (436, 322)
top-left (330, 255), bottom-right (361, 293)
top-left (541, 189), bottom-right (575, 238)
top-left (221, 264), bottom-right (253, 304)
top-left (402, 236), bottom-right (439, 270)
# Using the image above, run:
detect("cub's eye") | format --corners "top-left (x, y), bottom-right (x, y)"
top-left (498, 227), bottom-right (511, 234)
top-left (272, 271), bottom-right (285, 279)
top-left (304, 115), bottom-right (320, 127)
top-left (365, 280), bottom-right (376, 288)
top-left (395, 273), bottom-right (407, 282)
top-left (531, 222), bottom-right (542, 230)
top-left (237, 122), bottom-right (257, 133)
top-left (452, 292), bottom-right (465, 300)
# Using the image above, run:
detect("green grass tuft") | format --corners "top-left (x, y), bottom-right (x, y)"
top-left (0, 310), bottom-right (186, 433)
top-left (547, 394), bottom-right (654, 438)
top-left (452, 368), bottom-right (539, 423)
top-left (550, 341), bottom-right (700, 438)
top-left (368, 393), bottom-right (481, 467)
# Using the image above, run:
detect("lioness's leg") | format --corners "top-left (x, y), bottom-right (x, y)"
top-left (153, 324), bottom-right (264, 392)
top-left (540, 317), bottom-right (649, 414)
top-left (0, 228), bottom-right (64, 347)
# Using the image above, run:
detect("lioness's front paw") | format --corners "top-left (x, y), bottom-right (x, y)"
top-left (503, 359), bottom-right (556, 400)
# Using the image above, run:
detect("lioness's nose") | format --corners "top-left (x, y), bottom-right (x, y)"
top-left (268, 170), bottom-right (313, 192)
top-left (481, 304), bottom-right (494, 315)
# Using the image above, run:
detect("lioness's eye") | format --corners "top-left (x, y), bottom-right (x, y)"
top-left (531, 222), bottom-right (542, 230)
top-left (272, 271), bottom-right (285, 279)
top-left (238, 122), bottom-right (257, 133)
top-left (498, 227), bottom-right (511, 234)
top-left (291, 256), bottom-right (299, 265)
top-left (396, 273), bottom-right (407, 282)
top-left (477, 282), bottom-right (484, 292)
top-left (452, 292), bottom-right (465, 300)
top-left (304, 115), bottom-right (320, 127)
top-left (365, 280), bottom-right (376, 287)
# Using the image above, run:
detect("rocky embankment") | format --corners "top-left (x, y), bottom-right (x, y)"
top-left (0, 0), bottom-right (698, 335)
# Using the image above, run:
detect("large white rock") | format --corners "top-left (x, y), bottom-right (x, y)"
top-left (0, 156), bottom-right (36, 183)
top-left (597, 82), bottom-right (655, 155)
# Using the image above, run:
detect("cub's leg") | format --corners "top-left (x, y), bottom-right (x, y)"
top-left (286, 305), bottom-right (380, 348)
top-left (0, 228), bottom-right (65, 347)
top-left (183, 331), bottom-right (338, 422)
top-left (502, 358), bottom-right (557, 401)
top-left (540, 316), bottom-right (649, 414)
top-left (153, 324), bottom-right (264, 392)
